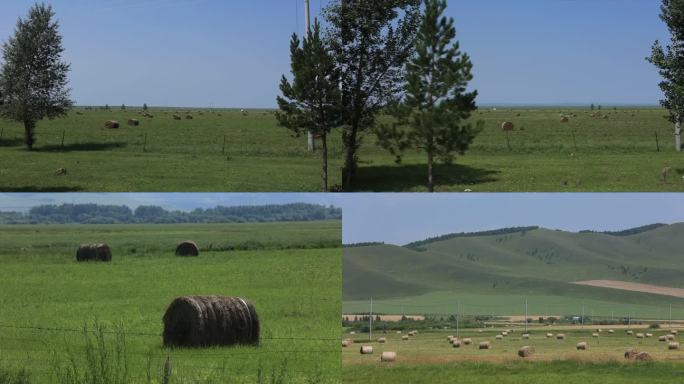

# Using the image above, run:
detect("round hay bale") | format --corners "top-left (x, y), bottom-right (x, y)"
top-left (608, 329), bottom-right (615, 334)
top-left (380, 351), bottom-right (396, 362)
top-left (173, 114), bottom-right (182, 120)
top-left (104, 120), bottom-right (120, 129)
top-left (479, 341), bottom-right (491, 350)
top-left (672, 330), bottom-right (679, 335)
top-left (669, 342), bottom-right (680, 350)
top-left (635, 352), bottom-right (653, 361)
top-left (463, 338), bottom-right (472, 345)
top-left (624, 349), bottom-right (639, 360)
top-left (447, 335), bottom-right (454, 341)
top-left (495, 335), bottom-right (504, 340)
top-left (636, 333), bottom-right (645, 339)
top-left (175, 241), bottom-right (199, 257)
top-left (597, 328), bottom-right (603, 333)
top-left (546, 333), bottom-right (554, 338)
top-left (522, 334), bottom-right (530, 340)
top-left (402, 335), bottom-right (409, 341)
top-left (659, 335), bottom-right (668, 342)
top-left (626, 330), bottom-right (634, 335)
top-left (501, 121), bottom-right (514, 131)
top-left (360, 346), bottom-right (373, 354)
top-left (518, 346), bottom-right (534, 358)
top-left (576, 342), bottom-right (588, 350)
top-left (452, 340), bottom-right (462, 348)
top-left (646, 333), bottom-right (653, 338)
top-left (561, 116), bottom-right (569, 123)
top-left (377, 337), bottom-right (387, 344)
top-left (349, 331), bottom-right (356, 335)
top-left (556, 334), bottom-right (566, 340)
top-left (592, 333), bottom-right (600, 338)
top-left (666, 334), bottom-right (676, 341)
top-left (396, 331), bottom-right (402, 334)
top-left (127, 119), bottom-right (140, 126)
top-left (76, 243), bottom-right (112, 262)
top-left (342, 340), bottom-right (351, 347)
top-left (162, 295), bottom-right (259, 347)
top-left (501, 331), bottom-right (509, 336)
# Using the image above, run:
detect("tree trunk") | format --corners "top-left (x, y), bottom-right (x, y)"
top-left (321, 133), bottom-right (329, 192)
top-left (342, 120), bottom-right (359, 191)
top-left (24, 119), bottom-right (35, 150)
top-left (676, 121), bottom-right (682, 152)
top-left (427, 150), bottom-right (434, 193)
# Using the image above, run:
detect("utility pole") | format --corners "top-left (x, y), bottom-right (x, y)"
top-left (304, 0), bottom-right (315, 152)
top-left (581, 302), bottom-right (585, 329)
top-left (524, 298), bottom-right (528, 333)
top-left (369, 297), bottom-right (373, 341)
top-left (670, 304), bottom-right (673, 330)
top-left (456, 301), bottom-right (460, 338)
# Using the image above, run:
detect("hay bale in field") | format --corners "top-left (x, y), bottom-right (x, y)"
top-left (175, 241), bottom-right (199, 257)
top-left (452, 340), bottom-right (462, 348)
top-left (561, 116), bottom-right (569, 123)
top-left (546, 333), bottom-right (554, 338)
top-left (128, 119), bottom-right (140, 126)
top-left (608, 329), bottom-right (615, 334)
top-left (162, 295), bottom-right (259, 347)
top-left (636, 333), bottom-right (645, 339)
top-left (396, 331), bottom-right (402, 334)
top-left (626, 330), bottom-right (634, 335)
top-left (596, 329), bottom-right (603, 333)
top-left (576, 342), bottom-right (588, 350)
top-left (76, 243), bottom-right (112, 262)
top-left (501, 121), bottom-right (514, 131)
top-left (349, 331), bottom-right (356, 335)
top-left (522, 334), bottom-right (530, 340)
top-left (380, 351), bottom-right (396, 362)
top-left (479, 341), bottom-right (491, 350)
top-left (668, 342), bottom-right (680, 350)
top-left (495, 335), bottom-right (504, 340)
top-left (672, 330), bottom-right (679, 335)
top-left (377, 337), bottom-right (387, 343)
top-left (501, 331), bottom-right (508, 336)
top-left (518, 346), bottom-right (534, 358)
top-left (646, 333), bottom-right (653, 338)
top-left (463, 338), bottom-right (472, 345)
top-left (342, 340), bottom-right (351, 347)
top-left (360, 346), bottom-right (373, 354)
top-left (556, 334), bottom-right (566, 340)
top-left (402, 335), bottom-right (409, 341)
top-left (173, 114), bottom-right (182, 120)
top-left (625, 349), bottom-right (639, 360)
top-left (104, 120), bottom-right (120, 129)
top-left (447, 335), bottom-right (454, 341)
top-left (635, 352), bottom-right (653, 361)
top-left (659, 335), bottom-right (668, 342)
top-left (666, 334), bottom-right (675, 341)
top-left (592, 333), bottom-right (600, 338)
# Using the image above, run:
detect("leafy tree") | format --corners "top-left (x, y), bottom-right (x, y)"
top-left (277, 21), bottom-right (342, 192)
top-left (104, 104), bottom-right (109, 111)
top-left (648, 0), bottom-right (684, 151)
top-left (323, 0), bottom-right (422, 190)
top-left (121, 104), bottom-right (126, 110)
top-left (143, 103), bottom-right (148, 111)
top-left (0, 3), bottom-right (72, 150)
top-left (590, 103), bottom-right (595, 111)
top-left (376, 0), bottom-right (482, 192)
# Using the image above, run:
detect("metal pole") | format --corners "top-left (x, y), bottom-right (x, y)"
top-left (456, 301), bottom-right (460, 338)
top-left (670, 304), bottom-right (672, 330)
top-left (581, 302), bottom-right (585, 329)
top-left (524, 298), bottom-right (528, 333)
top-left (304, 0), bottom-right (315, 152)
top-left (369, 297), bottom-right (373, 341)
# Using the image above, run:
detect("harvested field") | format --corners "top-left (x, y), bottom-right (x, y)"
top-left (573, 280), bottom-right (684, 299)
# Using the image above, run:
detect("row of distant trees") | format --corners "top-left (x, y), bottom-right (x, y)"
top-left (0, 203), bottom-right (342, 225)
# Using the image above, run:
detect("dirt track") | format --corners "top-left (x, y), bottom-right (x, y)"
top-left (573, 280), bottom-right (684, 299)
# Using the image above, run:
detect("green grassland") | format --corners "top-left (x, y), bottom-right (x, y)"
top-left (343, 224), bottom-right (684, 318)
top-left (0, 108), bottom-right (342, 192)
top-left (352, 107), bottom-right (684, 192)
top-left (0, 221), bottom-right (342, 383)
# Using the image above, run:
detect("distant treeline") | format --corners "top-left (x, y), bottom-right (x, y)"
top-left (343, 242), bottom-right (385, 248)
top-left (0, 203), bottom-right (341, 225)
top-left (579, 223), bottom-right (666, 237)
top-left (405, 226), bottom-right (540, 248)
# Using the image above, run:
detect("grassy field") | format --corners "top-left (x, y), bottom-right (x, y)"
top-left (0, 108), bottom-right (343, 192)
top-left (0, 221), bottom-right (342, 383)
top-left (343, 327), bottom-right (684, 383)
top-left (1, 107), bottom-right (683, 192)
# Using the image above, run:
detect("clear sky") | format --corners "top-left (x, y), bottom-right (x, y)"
top-left (341, 193), bottom-right (684, 245)
top-left (0, 193), bottom-right (340, 212)
top-left (0, 0), bottom-right (669, 107)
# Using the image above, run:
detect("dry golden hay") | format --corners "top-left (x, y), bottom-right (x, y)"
top-left (501, 121), bottom-right (515, 131)
top-left (463, 338), bottom-right (472, 345)
top-left (380, 351), bottom-right (397, 362)
top-left (175, 241), bottom-right (199, 257)
top-left (666, 334), bottom-right (676, 341)
top-left (349, 331), bottom-right (356, 335)
top-left (127, 119), bottom-right (140, 126)
top-left (495, 335), bottom-right (504, 340)
top-left (342, 340), bottom-right (351, 347)
top-left (646, 333), bottom-right (653, 338)
top-left (76, 243), bottom-right (112, 262)
top-left (479, 341), bottom-right (491, 350)
top-left (360, 346), bottom-right (373, 354)
top-left (173, 114), bottom-right (182, 120)
top-left (576, 342), bottom-right (589, 350)
top-left (452, 340), bottom-right (462, 348)
top-left (377, 337), bottom-right (387, 344)
top-left (402, 335), bottom-right (409, 341)
top-left (636, 333), bottom-right (645, 339)
top-left (556, 334), bottom-right (566, 340)
top-left (669, 342), bottom-right (680, 350)
top-left (626, 330), bottom-right (634, 335)
top-left (659, 335), bottom-right (668, 342)
top-left (162, 295), bottom-right (260, 347)
top-left (608, 329), bottom-right (615, 333)
top-left (104, 120), bottom-right (120, 129)
top-left (522, 334), bottom-right (530, 340)
top-left (546, 333), bottom-right (554, 338)
top-left (501, 331), bottom-right (509, 336)
top-left (518, 346), bottom-right (534, 358)
top-left (592, 333), bottom-right (600, 338)
top-left (672, 330), bottom-right (679, 335)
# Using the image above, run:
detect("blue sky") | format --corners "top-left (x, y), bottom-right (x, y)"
top-left (341, 193), bottom-right (684, 245)
top-left (0, 0), bottom-right (669, 107)
top-left (0, 193), bottom-right (340, 212)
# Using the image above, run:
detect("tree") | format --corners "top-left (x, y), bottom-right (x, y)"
top-left (648, 0), bottom-right (684, 151)
top-left (143, 103), bottom-right (148, 111)
top-left (323, 0), bottom-right (422, 190)
top-left (0, 3), bottom-right (72, 150)
top-left (590, 103), bottom-right (595, 111)
top-left (375, 0), bottom-right (482, 192)
top-left (121, 104), bottom-right (126, 110)
top-left (277, 21), bottom-right (342, 192)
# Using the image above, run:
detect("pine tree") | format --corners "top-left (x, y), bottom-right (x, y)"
top-left (277, 21), bottom-right (342, 192)
top-left (0, 3), bottom-right (72, 150)
top-left (648, 0), bottom-right (684, 151)
top-left (376, 0), bottom-right (482, 192)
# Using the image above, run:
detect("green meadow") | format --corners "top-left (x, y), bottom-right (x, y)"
top-left (0, 221), bottom-right (342, 384)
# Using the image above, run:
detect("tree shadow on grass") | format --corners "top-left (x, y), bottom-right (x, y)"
top-left (352, 163), bottom-right (500, 192)
top-left (0, 137), bottom-right (24, 147)
top-left (34, 142), bottom-right (128, 152)
top-left (0, 186), bottom-right (84, 192)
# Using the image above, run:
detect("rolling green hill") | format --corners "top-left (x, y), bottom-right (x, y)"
top-left (343, 224), bottom-right (684, 317)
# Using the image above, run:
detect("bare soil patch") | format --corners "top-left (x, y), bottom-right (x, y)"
top-left (573, 280), bottom-right (684, 299)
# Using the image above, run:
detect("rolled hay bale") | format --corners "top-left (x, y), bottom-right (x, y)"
top-left (76, 243), bottom-right (112, 262)
top-left (546, 333), bottom-right (554, 338)
top-left (576, 342), bottom-right (589, 351)
top-left (342, 340), bottom-right (351, 347)
top-left (402, 335), bottom-right (409, 341)
top-left (625, 349), bottom-right (639, 360)
top-left (463, 338), bottom-right (472, 345)
top-left (447, 335), bottom-right (454, 341)
top-left (162, 295), bottom-right (259, 347)
top-left (659, 335), bottom-right (668, 342)
top-left (626, 330), bottom-right (634, 335)
top-left (672, 330), bottom-right (679, 335)
top-left (646, 333), bottom-right (653, 338)
top-left (597, 329), bottom-right (603, 333)
top-left (173, 114), bottom-right (182, 120)
top-left (452, 340), bottom-right (462, 348)
top-left (175, 241), bottom-right (199, 257)
top-left (666, 334), bottom-right (676, 341)
top-left (501, 121), bottom-right (514, 131)
top-left (127, 118), bottom-right (140, 126)
top-left (635, 352), bottom-right (653, 361)
top-left (104, 120), bottom-right (120, 129)
top-left (495, 335), bottom-right (504, 340)
top-left (669, 342), bottom-right (680, 350)
top-left (561, 116), bottom-right (569, 123)
top-left (636, 333), bottom-right (645, 339)
top-left (377, 337), bottom-right (387, 344)
top-left (360, 346), bottom-right (373, 354)
top-left (592, 333), bottom-right (600, 338)
top-left (479, 341), bottom-right (491, 350)
top-left (556, 334), bottom-right (566, 340)
top-left (349, 331), bottom-right (356, 335)
top-left (608, 329), bottom-right (615, 334)
top-left (522, 334), bottom-right (530, 340)
top-left (396, 331), bottom-right (402, 334)
top-left (518, 346), bottom-right (535, 358)
top-left (380, 351), bottom-right (397, 362)
top-left (501, 331), bottom-right (509, 336)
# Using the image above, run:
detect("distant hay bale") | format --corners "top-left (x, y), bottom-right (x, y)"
top-left (479, 341), bottom-right (491, 350)
top-left (669, 342), bottom-right (680, 350)
top-left (396, 331), bottom-right (402, 334)
top-left (162, 295), bottom-right (260, 347)
top-left (447, 336), bottom-right (454, 341)
top-left (518, 346), bottom-right (534, 358)
top-left (522, 334), bottom-right (530, 340)
top-left (501, 331), bottom-right (509, 336)
top-left (463, 338), bottom-right (472, 345)
top-left (592, 333), bottom-right (599, 338)
top-left (561, 116), bottom-right (569, 123)
top-left (360, 346), bottom-right (373, 354)
top-left (608, 329), bottom-right (615, 334)
top-left (342, 340), bottom-right (351, 347)
top-left (626, 330), bottom-right (634, 335)
top-left (452, 340), bottom-right (462, 348)
top-left (104, 120), bottom-right (120, 129)
top-left (173, 114), bottom-right (182, 120)
top-left (635, 352), bottom-right (653, 361)
top-left (576, 342), bottom-right (588, 350)
top-left (546, 333), bottom-right (554, 338)
top-left (402, 335), bottom-right (409, 341)
top-left (127, 119), bottom-right (140, 126)
top-left (349, 331), bottom-right (356, 335)
top-left (175, 241), bottom-right (199, 257)
top-left (636, 333), bottom-right (645, 339)
top-left (495, 335), bottom-right (503, 340)
top-left (377, 337), bottom-right (387, 344)
top-left (76, 243), bottom-right (112, 262)
top-left (501, 121), bottom-right (514, 131)
top-left (556, 334), bottom-right (566, 340)
top-left (380, 351), bottom-right (396, 362)
top-left (596, 329), bottom-right (603, 333)
top-left (659, 335), bottom-right (668, 342)
top-left (646, 333), bottom-right (653, 338)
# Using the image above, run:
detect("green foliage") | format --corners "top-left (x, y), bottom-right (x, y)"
top-left (0, 3), bottom-right (72, 149)
top-left (0, 366), bottom-right (31, 384)
top-left (405, 226), bottom-right (539, 249)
